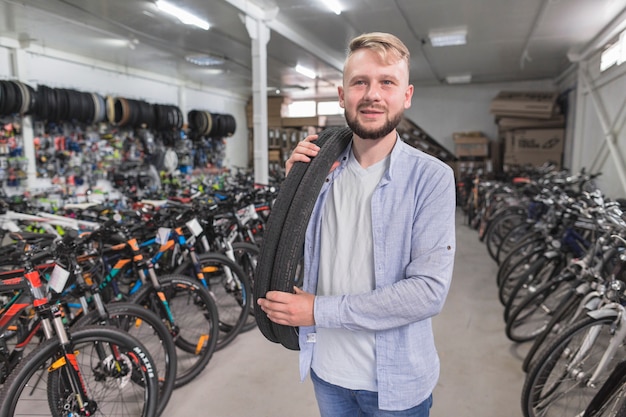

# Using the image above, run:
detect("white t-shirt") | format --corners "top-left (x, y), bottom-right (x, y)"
top-left (311, 149), bottom-right (389, 391)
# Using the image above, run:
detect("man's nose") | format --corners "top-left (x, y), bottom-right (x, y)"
top-left (364, 84), bottom-right (382, 101)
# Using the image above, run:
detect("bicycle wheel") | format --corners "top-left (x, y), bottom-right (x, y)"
top-left (0, 325), bottom-right (159, 417)
top-left (495, 220), bottom-right (534, 264)
top-left (231, 242), bottom-right (259, 333)
top-left (503, 255), bottom-right (563, 322)
top-left (73, 302), bottom-right (177, 416)
top-left (484, 209), bottom-right (527, 263)
top-left (521, 315), bottom-right (626, 417)
top-left (505, 276), bottom-right (574, 343)
top-left (522, 282), bottom-right (584, 373)
top-left (497, 234), bottom-right (545, 288)
top-left (175, 252), bottom-right (251, 350)
top-left (130, 274), bottom-right (219, 388)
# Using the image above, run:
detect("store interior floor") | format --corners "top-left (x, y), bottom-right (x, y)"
top-left (163, 208), bottom-right (528, 417)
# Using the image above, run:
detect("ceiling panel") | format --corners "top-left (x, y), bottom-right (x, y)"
top-left (0, 0), bottom-right (624, 101)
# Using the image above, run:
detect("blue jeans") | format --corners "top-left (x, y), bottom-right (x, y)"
top-left (311, 370), bottom-right (432, 417)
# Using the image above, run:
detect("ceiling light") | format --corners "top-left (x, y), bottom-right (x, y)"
top-left (428, 29), bottom-right (467, 47)
top-left (295, 64), bottom-right (317, 79)
top-left (185, 54), bottom-right (224, 66)
top-left (155, 0), bottom-right (210, 30)
top-left (445, 74), bottom-right (472, 84)
top-left (320, 0), bottom-right (342, 15)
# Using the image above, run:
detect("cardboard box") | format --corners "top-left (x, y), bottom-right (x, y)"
top-left (490, 91), bottom-right (559, 119)
top-left (497, 115), bottom-right (565, 131)
top-left (512, 128), bottom-right (564, 154)
top-left (281, 116), bottom-right (327, 127)
top-left (454, 132), bottom-right (489, 157)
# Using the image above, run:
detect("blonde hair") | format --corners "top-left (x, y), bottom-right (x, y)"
top-left (346, 32), bottom-right (410, 72)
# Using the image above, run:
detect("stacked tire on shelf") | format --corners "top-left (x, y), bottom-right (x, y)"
top-left (35, 85), bottom-right (107, 124)
top-left (0, 80), bottom-right (37, 116)
top-left (105, 96), bottom-right (183, 130)
top-left (187, 110), bottom-right (236, 138)
top-left (253, 126), bottom-right (352, 350)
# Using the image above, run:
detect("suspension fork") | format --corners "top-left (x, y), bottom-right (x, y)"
top-left (46, 306), bottom-right (96, 415)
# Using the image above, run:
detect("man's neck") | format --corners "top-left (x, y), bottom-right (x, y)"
top-left (351, 130), bottom-right (397, 169)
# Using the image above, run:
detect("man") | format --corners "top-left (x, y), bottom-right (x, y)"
top-left (257, 32), bottom-right (456, 417)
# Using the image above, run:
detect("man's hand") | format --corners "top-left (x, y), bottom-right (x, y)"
top-left (285, 134), bottom-right (341, 176)
top-left (257, 287), bottom-right (315, 326)
top-left (285, 135), bottom-right (319, 176)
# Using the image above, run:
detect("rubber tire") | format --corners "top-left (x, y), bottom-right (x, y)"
top-left (174, 252), bottom-right (252, 351)
top-left (72, 302), bottom-right (177, 416)
top-left (505, 276), bottom-right (574, 343)
top-left (521, 316), bottom-right (626, 417)
top-left (0, 325), bottom-right (159, 417)
top-left (254, 126), bottom-right (353, 349)
top-left (521, 285), bottom-right (583, 373)
top-left (129, 274), bottom-right (219, 387)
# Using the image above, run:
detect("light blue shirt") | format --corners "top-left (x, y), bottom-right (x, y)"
top-left (299, 136), bottom-right (456, 411)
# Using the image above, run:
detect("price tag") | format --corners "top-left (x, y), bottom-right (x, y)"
top-left (49, 265), bottom-right (70, 293)
top-left (157, 227), bottom-right (171, 245)
top-left (186, 218), bottom-right (203, 237)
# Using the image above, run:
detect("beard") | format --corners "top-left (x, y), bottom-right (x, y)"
top-left (344, 106), bottom-right (403, 140)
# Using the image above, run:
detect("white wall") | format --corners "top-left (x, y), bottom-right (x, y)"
top-left (566, 51), bottom-right (626, 199)
top-left (0, 46), bottom-right (10, 77)
top-left (404, 79), bottom-right (556, 152)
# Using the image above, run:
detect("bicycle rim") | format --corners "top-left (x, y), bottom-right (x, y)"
top-left (523, 316), bottom-right (626, 417)
top-left (0, 325), bottom-right (158, 417)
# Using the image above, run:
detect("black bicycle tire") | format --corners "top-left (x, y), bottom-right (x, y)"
top-left (0, 325), bottom-right (159, 417)
top-left (495, 221), bottom-right (534, 264)
top-left (271, 127), bottom-right (353, 350)
top-left (129, 274), bottom-right (219, 387)
top-left (522, 283), bottom-right (583, 373)
top-left (505, 277), bottom-right (573, 343)
top-left (252, 138), bottom-right (317, 343)
top-left (521, 315), bottom-right (624, 417)
top-left (174, 251), bottom-right (251, 351)
top-left (72, 302), bottom-right (177, 416)
top-left (484, 209), bottom-right (527, 263)
top-left (253, 126), bottom-right (352, 347)
top-left (230, 242), bottom-right (261, 333)
top-left (503, 255), bottom-right (563, 322)
top-left (497, 234), bottom-right (545, 287)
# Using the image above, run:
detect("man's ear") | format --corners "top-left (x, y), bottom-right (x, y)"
top-left (404, 84), bottom-right (414, 109)
top-left (338, 86), bottom-right (345, 108)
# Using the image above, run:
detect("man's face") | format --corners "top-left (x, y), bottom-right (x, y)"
top-left (338, 48), bottom-right (413, 140)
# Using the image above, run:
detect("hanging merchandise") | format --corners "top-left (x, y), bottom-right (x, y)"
top-left (187, 110), bottom-right (236, 139)
top-left (0, 121), bottom-right (27, 187)
top-left (0, 80), bottom-right (37, 116)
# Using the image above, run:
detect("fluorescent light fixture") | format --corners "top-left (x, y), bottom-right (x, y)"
top-left (320, 0), bottom-right (342, 15)
top-left (445, 74), bottom-right (472, 84)
top-left (600, 29), bottom-right (626, 72)
top-left (156, 0), bottom-right (210, 30)
top-left (295, 64), bottom-right (317, 79)
top-left (185, 55), bottom-right (224, 66)
top-left (428, 29), bottom-right (467, 47)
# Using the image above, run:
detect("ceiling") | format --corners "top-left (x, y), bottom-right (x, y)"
top-left (1, 0), bottom-right (625, 102)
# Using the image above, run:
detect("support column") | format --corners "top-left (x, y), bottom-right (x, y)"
top-left (11, 48), bottom-right (37, 188)
top-left (245, 15), bottom-right (270, 186)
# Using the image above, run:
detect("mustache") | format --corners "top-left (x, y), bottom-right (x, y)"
top-left (358, 103), bottom-right (386, 111)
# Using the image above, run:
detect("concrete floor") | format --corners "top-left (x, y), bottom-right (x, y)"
top-left (163, 209), bottom-right (528, 417)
